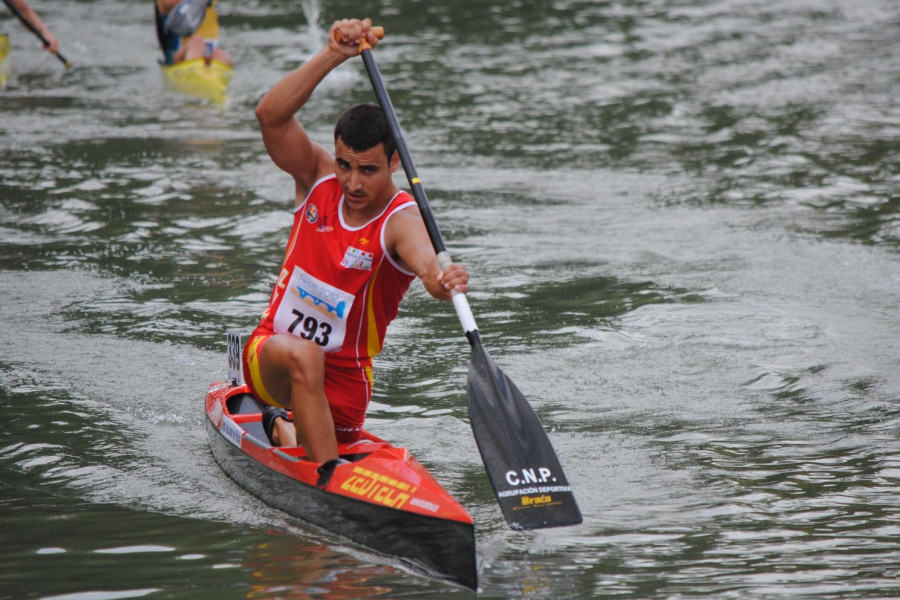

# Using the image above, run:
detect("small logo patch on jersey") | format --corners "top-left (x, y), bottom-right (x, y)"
top-left (341, 246), bottom-right (374, 271)
top-left (305, 203), bottom-right (319, 224)
top-left (317, 215), bottom-right (333, 232)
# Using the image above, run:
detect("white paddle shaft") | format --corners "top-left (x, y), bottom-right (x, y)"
top-left (437, 250), bottom-right (478, 334)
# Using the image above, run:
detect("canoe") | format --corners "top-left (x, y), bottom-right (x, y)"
top-left (0, 34), bottom-right (10, 87)
top-left (205, 381), bottom-right (478, 589)
top-left (160, 57), bottom-right (232, 107)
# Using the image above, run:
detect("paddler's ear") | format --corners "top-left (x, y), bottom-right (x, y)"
top-left (388, 149), bottom-right (400, 173)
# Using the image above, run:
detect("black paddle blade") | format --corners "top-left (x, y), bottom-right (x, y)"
top-left (466, 341), bottom-right (582, 529)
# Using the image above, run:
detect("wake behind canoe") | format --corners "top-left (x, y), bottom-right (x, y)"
top-left (205, 382), bottom-right (478, 589)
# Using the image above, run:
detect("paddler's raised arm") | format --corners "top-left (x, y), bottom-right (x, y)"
top-left (255, 18), bottom-right (383, 197)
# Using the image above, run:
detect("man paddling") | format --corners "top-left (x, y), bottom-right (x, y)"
top-left (247, 18), bottom-right (469, 479)
top-left (154, 0), bottom-right (233, 67)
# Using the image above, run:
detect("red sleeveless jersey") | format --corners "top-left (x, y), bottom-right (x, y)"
top-left (254, 175), bottom-right (416, 369)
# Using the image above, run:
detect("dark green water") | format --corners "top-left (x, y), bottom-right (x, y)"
top-left (2, 0), bottom-right (900, 598)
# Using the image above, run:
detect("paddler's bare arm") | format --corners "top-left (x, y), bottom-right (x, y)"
top-left (255, 18), bottom-right (383, 200)
top-left (9, 0), bottom-right (59, 53)
top-left (386, 207), bottom-right (469, 301)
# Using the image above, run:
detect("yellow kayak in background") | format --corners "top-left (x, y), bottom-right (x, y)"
top-left (160, 57), bottom-right (233, 107)
top-left (0, 34), bottom-right (10, 87)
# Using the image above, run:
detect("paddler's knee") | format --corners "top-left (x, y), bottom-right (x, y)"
top-left (179, 36), bottom-right (206, 59)
top-left (283, 339), bottom-right (325, 385)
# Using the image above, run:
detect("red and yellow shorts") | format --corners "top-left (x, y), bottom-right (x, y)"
top-left (243, 332), bottom-right (373, 444)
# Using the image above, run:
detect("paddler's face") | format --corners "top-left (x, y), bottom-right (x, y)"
top-left (334, 138), bottom-right (400, 211)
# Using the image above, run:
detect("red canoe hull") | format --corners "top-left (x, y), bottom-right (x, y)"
top-left (205, 382), bottom-right (477, 589)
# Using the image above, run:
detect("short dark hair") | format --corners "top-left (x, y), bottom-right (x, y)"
top-left (334, 103), bottom-right (397, 160)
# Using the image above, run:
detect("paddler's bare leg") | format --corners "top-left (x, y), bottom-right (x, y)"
top-left (174, 36), bottom-right (235, 66)
top-left (257, 334), bottom-right (339, 463)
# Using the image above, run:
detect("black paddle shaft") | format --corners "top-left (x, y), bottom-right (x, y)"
top-left (360, 50), bottom-right (446, 256)
top-left (1, 0), bottom-right (70, 67)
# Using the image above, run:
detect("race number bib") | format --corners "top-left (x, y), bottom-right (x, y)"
top-left (273, 267), bottom-right (355, 353)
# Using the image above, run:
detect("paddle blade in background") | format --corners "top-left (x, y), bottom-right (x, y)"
top-left (466, 341), bottom-right (582, 529)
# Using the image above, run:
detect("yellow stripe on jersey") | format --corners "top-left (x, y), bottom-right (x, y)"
top-left (366, 262), bottom-right (384, 358)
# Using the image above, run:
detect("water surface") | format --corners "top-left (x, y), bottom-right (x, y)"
top-left (2, 0), bottom-right (900, 598)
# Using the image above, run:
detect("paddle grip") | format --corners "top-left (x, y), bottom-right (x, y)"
top-left (334, 25), bottom-right (385, 52)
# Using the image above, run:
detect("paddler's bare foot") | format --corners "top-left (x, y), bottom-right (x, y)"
top-left (272, 416), bottom-right (297, 446)
top-left (262, 406), bottom-right (298, 447)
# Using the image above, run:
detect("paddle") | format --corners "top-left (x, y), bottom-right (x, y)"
top-left (1, 0), bottom-right (71, 68)
top-left (350, 27), bottom-right (582, 530)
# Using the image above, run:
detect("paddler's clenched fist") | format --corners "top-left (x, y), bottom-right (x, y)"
top-left (329, 18), bottom-right (382, 56)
